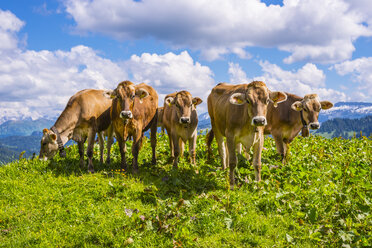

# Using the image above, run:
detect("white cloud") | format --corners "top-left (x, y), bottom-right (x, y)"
top-left (0, 10), bottom-right (215, 122)
top-left (124, 51), bottom-right (215, 112)
top-left (228, 61), bottom-right (347, 103)
top-left (63, 0), bottom-right (372, 63)
top-left (332, 57), bottom-right (372, 101)
top-left (0, 9), bottom-right (24, 51)
top-left (228, 62), bottom-right (250, 84)
top-left (0, 45), bottom-right (128, 123)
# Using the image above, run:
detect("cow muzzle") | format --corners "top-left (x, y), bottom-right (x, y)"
top-left (120, 111), bottom-right (133, 119)
top-left (309, 122), bottom-right (320, 130)
top-left (180, 117), bottom-right (191, 124)
top-left (251, 116), bottom-right (267, 126)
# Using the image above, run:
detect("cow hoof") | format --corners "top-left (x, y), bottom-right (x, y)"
top-left (151, 158), bottom-right (156, 165)
top-left (88, 168), bottom-right (95, 174)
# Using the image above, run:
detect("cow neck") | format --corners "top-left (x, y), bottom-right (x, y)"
top-left (300, 110), bottom-right (309, 137)
top-left (300, 110), bottom-right (307, 128)
top-left (50, 125), bottom-right (66, 158)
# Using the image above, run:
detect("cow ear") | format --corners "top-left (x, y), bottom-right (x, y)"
top-left (229, 93), bottom-right (246, 105)
top-left (291, 101), bottom-right (303, 111)
top-left (165, 96), bottom-right (175, 106)
top-left (43, 128), bottom-right (49, 135)
top-left (192, 97), bottom-right (203, 106)
top-left (50, 133), bottom-right (57, 141)
top-left (320, 101), bottom-right (333, 110)
top-left (136, 88), bottom-right (149, 99)
top-left (269, 91), bottom-right (287, 107)
top-left (103, 90), bottom-right (116, 99)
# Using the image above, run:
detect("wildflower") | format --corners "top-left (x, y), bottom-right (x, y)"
top-left (125, 208), bottom-right (133, 217)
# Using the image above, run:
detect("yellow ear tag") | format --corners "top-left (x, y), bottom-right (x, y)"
top-left (43, 128), bottom-right (48, 134)
top-left (235, 98), bottom-right (243, 104)
top-left (274, 102), bottom-right (278, 108)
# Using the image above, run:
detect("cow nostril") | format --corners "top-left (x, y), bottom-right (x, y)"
top-left (252, 117), bottom-right (267, 126)
top-left (120, 111), bottom-right (133, 119)
top-left (310, 123), bottom-right (320, 129)
top-left (180, 117), bottom-right (190, 124)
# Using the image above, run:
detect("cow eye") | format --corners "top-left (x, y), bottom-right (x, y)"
top-left (131, 95), bottom-right (135, 99)
top-left (266, 99), bottom-right (270, 104)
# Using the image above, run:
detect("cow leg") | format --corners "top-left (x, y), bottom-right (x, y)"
top-left (252, 133), bottom-right (264, 182)
top-left (97, 131), bottom-right (104, 164)
top-left (282, 139), bottom-right (291, 164)
top-left (132, 133), bottom-right (143, 174)
top-left (166, 128), bottom-right (174, 159)
top-left (179, 139), bottom-right (184, 158)
top-left (226, 134), bottom-right (237, 190)
top-left (189, 134), bottom-right (197, 165)
top-left (117, 136), bottom-right (127, 170)
top-left (105, 126), bottom-right (114, 164)
top-left (273, 135), bottom-right (285, 161)
top-left (172, 134), bottom-right (180, 168)
top-left (78, 141), bottom-right (85, 168)
top-left (86, 128), bottom-right (96, 173)
top-left (215, 132), bottom-right (227, 169)
top-left (236, 143), bottom-right (242, 155)
top-left (150, 117), bottom-right (157, 165)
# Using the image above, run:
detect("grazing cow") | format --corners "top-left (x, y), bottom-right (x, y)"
top-left (208, 81), bottom-right (287, 189)
top-left (161, 91), bottom-right (202, 167)
top-left (39, 89), bottom-right (114, 172)
top-left (264, 93), bottom-right (333, 162)
top-left (105, 81), bottom-right (158, 173)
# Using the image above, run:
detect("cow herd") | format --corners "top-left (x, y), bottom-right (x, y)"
top-left (39, 80), bottom-right (333, 189)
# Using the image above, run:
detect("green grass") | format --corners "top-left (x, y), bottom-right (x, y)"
top-left (0, 133), bottom-right (371, 247)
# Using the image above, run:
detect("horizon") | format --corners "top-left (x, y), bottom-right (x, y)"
top-left (1, 0), bottom-right (372, 122)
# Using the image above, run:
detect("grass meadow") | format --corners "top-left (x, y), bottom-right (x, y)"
top-left (0, 133), bottom-right (371, 247)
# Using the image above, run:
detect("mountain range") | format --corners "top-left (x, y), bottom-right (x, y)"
top-left (0, 102), bottom-right (371, 164)
top-left (197, 102), bottom-right (372, 129)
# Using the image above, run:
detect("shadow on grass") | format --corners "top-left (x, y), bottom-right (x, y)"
top-left (45, 140), bottom-right (226, 202)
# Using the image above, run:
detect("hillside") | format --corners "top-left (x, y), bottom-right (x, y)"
top-left (316, 115), bottom-right (372, 138)
top-left (0, 134), bottom-right (370, 247)
top-left (0, 118), bottom-right (54, 138)
top-left (0, 132), bottom-right (42, 164)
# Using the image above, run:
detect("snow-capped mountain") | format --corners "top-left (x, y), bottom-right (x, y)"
top-left (0, 118), bottom-right (55, 138)
top-left (197, 102), bottom-right (372, 130)
top-left (198, 112), bottom-right (211, 130)
top-left (319, 102), bottom-right (372, 122)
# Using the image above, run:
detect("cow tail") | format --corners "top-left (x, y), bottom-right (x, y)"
top-left (206, 129), bottom-right (214, 160)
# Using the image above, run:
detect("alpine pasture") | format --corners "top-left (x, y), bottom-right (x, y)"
top-left (0, 133), bottom-right (371, 247)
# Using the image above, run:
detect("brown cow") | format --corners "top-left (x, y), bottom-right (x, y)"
top-left (104, 81), bottom-right (158, 173)
top-left (162, 91), bottom-right (202, 167)
top-left (39, 89), bottom-right (114, 172)
top-left (264, 93), bottom-right (333, 162)
top-left (208, 81), bottom-right (287, 189)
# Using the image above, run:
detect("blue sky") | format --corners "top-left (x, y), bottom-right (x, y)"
top-left (0, 0), bottom-right (372, 123)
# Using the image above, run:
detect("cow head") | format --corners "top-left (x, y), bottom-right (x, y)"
top-left (39, 128), bottom-right (59, 160)
top-left (229, 81), bottom-right (287, 127)
top-left (104, 81), bottom-right (149, 121)
top-left (165, 91), bottom-right (202, 125)
top-left (291, 94), bottom-right (333, 130)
